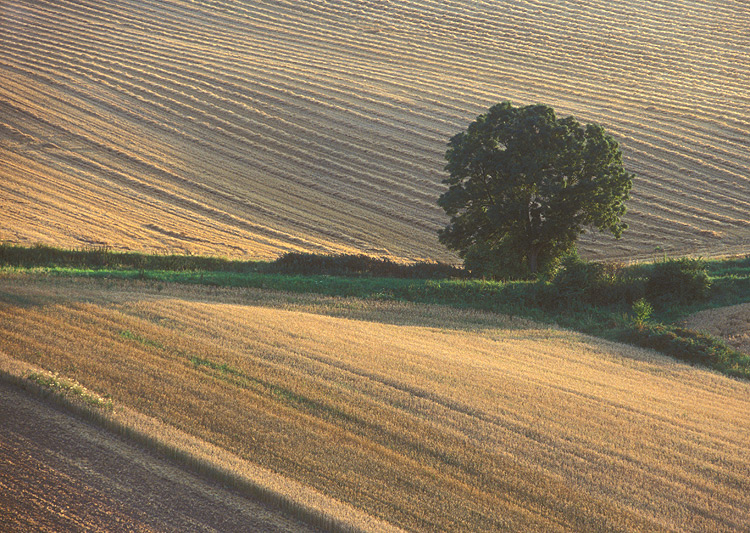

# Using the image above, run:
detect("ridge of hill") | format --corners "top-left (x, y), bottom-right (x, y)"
top-left (1, 0), bottom-right (749, 261)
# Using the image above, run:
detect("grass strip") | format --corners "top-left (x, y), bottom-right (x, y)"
top-left (23, 369), bottom-right (114, 410)
top-left (3, 244), bottom-right (750, 379)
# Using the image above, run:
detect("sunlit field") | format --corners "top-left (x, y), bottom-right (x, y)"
top-left (1, 0), bottom-right (749, 261)
top-left (2, 275), bottom-right (749, 531)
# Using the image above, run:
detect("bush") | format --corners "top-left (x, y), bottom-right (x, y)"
top-left (550, 256), bottom-right (605, 303)
top-left (631, 298), bottom-right (653, 328)
top-left (462, 242), bottom-right (529, 280)
top-left (462, 238), bottom-right (564, 281)
top-left (268, 252), bottom-right (465, 279)
top-left (548, 256), bottom-right (643, 307)
top-left (645, 258), bottom-right (710, 305)
top-left (620, 323), bottom-right (749, 378)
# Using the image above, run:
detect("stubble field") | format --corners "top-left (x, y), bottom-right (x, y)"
top-left (1, 275), bottom-right (749, 531)
top-left (684, 302), bottom-right (750, 355)
top-left (1, 0), bottom-right (749, 262)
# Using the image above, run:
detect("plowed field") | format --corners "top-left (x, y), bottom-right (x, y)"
top-left (2, 275), bottom-right (750, 531)
top-left (0, 381), bottom-right (321, 532)
top-left (1, 0), bottom-right (749, 261)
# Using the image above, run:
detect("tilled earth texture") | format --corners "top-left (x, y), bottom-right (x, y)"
top-left (0, 381), bottom-right (320, 533)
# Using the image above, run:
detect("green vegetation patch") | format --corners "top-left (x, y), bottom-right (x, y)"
top-left (621, 323), bottom-right (750, 379)
top-left (120, 329), bottom-right (165, 349)
top-left (0, 244), bottom-right (460, 279)
top-left (4, 244), bottom-right (750, 380)
top-left (24, 370), bottom-right (113, 410)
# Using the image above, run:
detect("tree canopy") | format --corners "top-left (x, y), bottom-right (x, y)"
top-left (438, 102), bottom-right (634, 277)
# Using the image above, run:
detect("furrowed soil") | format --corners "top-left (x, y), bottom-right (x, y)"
top-left (2, 275), bottom-right (750, 532)
top-left (0, 380), bottom-right (321, 533)
top-left (1, 0), bottom-right (749, 261)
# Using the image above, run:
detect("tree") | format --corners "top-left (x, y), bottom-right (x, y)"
top-left (438, 102), bottom-right (634, 277)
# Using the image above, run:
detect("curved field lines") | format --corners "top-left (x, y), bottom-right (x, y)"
top-left (2, 277), bottom-right (750, 531)
top-left (1, 0), bottom-right (748, 261)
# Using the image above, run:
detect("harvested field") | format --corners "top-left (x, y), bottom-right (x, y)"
top-left (684, 303), bottom-right (750, 355)
top-left (1, 0), bottom-right (749, 261)
top-left (0, 381), bottom-right (322, 533)
top-left (1, 275), bottom-right (749, 531)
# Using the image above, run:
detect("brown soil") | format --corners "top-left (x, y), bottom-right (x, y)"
top-left (0, 381), bottom-right (320, 533)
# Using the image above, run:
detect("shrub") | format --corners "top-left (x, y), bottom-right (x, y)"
top-left (547, 256), bottom-right (645, 308)
top-left (620, 323), bottom-right (749, 378)
top-left (462, 241), bottom-right (529, 281)
top-left (631, 298), bottom-right (653, 328)
top-left (0, 243), bottom-right (258, 273)
top-left (550, 256), bottom-right (605, 303)
top-left (645, 258), bottom-right (710, 305)
top-left (268, 252), bottom-right (465, 279)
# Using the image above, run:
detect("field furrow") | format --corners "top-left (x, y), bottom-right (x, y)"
top-left (1, 0), bottom-right (748, 260)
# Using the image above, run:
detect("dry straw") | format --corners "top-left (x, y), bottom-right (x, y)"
top-left (2, 276), bottom-right (750, 531)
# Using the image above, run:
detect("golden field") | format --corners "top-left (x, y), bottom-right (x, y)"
top-left (1, 0), bottom-right (749, 262)
top-left (2, 275), bottom-right (749, 532)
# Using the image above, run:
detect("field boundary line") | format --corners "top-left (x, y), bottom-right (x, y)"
top-left (0, 350), bottom-right (405, 533)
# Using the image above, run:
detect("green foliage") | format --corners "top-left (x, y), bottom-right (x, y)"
top-left (631, 298), bottom-right (653, 328)
top-left (269, 252), bottom-right (465, 279)
top-left (549, 256), bottom-right (644, 307)
top-left (620, 324), bottom-right (750, 379)
top-left (461, 237), bottom-right (568, 280)
top-left (0, 244), bottom-right (465, 280)
top-left (438, 101), bottom-right (633, 275)
top-left (550, 256), bottom-right (606, 304)
top-left (704, 254), bottom-right (750, 279)
top-left (0, 243), bottom-right (257, 272)
top-left (645, 258), bottom-right (711, 305)
top-left (463, 240), bottom-right (527, 280)
top-left (4, 244), bottom-right (750, 380)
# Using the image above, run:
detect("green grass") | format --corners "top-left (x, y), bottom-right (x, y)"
top-left (120, 329), bottom-right (165, 349)
top-left (0, 243), bottom-right (261, 272)
top-left (3, 244), bottom-right (750, 379)
top-left (0, 244), bottom-right (460, 279)
top-left (24, 370), bottom-right (113, 410)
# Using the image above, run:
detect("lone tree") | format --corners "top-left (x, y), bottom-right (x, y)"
top-left (438, 102), bottom-right (634, 277)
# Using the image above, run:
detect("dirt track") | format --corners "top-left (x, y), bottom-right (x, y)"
top-left (0, 381), bottom-right (320, 532)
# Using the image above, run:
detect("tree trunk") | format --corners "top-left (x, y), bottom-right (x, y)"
top-left (528, 246), bottom-right (540, 274)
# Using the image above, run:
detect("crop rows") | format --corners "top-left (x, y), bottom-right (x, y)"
top-left (1, 0), bottom-right (748, 261)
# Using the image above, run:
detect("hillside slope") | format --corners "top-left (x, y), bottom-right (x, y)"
top-left (1, 0), bottom-right (749, 261)
top-left (0, 381), bottom-right (320, 533)
top-left (2, 276), bottom-right (749, 531)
